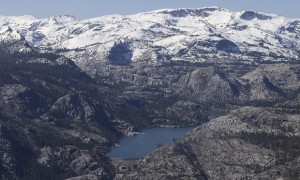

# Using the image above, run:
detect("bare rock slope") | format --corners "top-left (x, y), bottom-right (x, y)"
top-left (124, 107), bottom-right (300, 179)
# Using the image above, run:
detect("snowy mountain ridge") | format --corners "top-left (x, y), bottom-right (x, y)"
top-left (1, 7), bottom-right (300, 66)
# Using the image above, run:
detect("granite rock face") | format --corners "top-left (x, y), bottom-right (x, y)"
top-left (123, 107), bottom-right (300, 180)
top-left (0, 52), bottom-right (118, 179)
top-left (165, 101), bottom-right (208, 126)
top-left (48, 92), bottom-right (109, 124)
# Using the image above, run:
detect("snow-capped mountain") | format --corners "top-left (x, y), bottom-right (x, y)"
top-left (0, 26), bottom-right (32, 54)
top-left (1, 7), bottom-right (300, 67)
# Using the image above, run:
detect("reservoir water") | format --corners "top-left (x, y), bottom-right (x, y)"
top-left (107, 110), bottom-right (227, 159)
top-left (107, 127), bottom-right (194, 159)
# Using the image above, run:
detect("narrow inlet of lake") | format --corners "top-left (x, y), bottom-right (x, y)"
top-left (107, 127), bottom-right (194, 159)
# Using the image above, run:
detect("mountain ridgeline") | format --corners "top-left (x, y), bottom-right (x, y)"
top-left (0, 7), bottom-right (300, 179)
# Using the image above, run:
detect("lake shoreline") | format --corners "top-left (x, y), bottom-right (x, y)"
top-left (107, 127), bottom-right (195, 159)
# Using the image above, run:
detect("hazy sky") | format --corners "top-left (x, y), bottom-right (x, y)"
top-left (0, 0), bottom-right (299, 20)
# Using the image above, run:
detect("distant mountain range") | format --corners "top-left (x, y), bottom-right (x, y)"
top-left (1, 7), bottom-right (300, 69)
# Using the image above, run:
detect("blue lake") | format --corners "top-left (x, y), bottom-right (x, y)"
top-left (107, 127), bottom-right (194, 159)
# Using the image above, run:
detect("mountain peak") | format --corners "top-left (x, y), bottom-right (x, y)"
top-left (151, 7), bottom-right (230, 17)
top-left (19, 15), bottom-right (38, 20)
top-left (47, 15), bottom-right (76, 24)
top-left (240, 11), bottom-right (273, 21)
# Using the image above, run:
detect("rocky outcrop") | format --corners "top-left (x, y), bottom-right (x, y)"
top-left (0, 130), bottom-right (18, 180)
top-left (123, 107), bottom-right (300, 179)
top-left (241, 63), bottom-right (300, 101)
top-left (165, 101), bottom-right (208, 125)
top-left (0, 52), bottom-right (119, 179)
top-left (37, 146), bottom-right (114, 179)
top-left (48, 92), bottom-right (109, 124)
top-left (111, 119), bottom-right (140, 136)
top-left (0, 84), bottom-right (46, 117)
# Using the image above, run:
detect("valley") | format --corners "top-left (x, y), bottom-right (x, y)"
top-left (0, 7), bottom-right (300, 180)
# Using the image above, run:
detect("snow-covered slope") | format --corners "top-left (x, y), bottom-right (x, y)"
top-left (1, 7), bottom-right (300, 65)
top-left (0, 25), bottom-right (32, 54)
